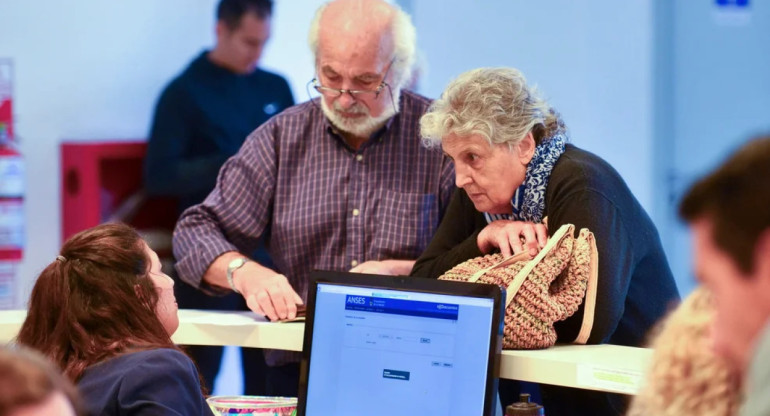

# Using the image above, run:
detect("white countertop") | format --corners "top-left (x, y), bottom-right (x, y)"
top-left (1, 309), bottom-right (651, 394)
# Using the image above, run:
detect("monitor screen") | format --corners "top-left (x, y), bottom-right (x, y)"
top-left (301, 279), bottom-right (499, 416)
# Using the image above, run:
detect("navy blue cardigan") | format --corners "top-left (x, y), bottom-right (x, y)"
top-left (78, 348), bottom-right (213, 416)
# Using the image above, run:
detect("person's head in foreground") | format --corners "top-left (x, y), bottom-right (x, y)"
top-left (679, 135), bottom-right (770, 376)
top-left (0, 346), bottom-right (83, 416)
top-left (627, 287), bottom-right (742, 416)
top-left (308, 0), bottom-right (417, 143)
top-left (16, 222), bottom-right (179, 381)
top-left (420, 67), bottom-right (566, 216)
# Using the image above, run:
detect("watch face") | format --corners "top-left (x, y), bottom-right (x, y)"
top-left (229, 258), bottom-right (246, 270)
top-left (227, 258), bottom-right (248, 294)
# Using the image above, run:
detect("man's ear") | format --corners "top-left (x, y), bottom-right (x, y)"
top-left (753, 228), bottom-right (770, 292)
top-left (215, 21), bottom-right (228, 42)
top-left (516, 132), bottom-right (536, 165)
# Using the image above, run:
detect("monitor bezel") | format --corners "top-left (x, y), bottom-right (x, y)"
top-left (297, 270), bottom-right (503, 416)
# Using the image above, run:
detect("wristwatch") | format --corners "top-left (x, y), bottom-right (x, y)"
top-left (226, 257), bottom-right (250, 294)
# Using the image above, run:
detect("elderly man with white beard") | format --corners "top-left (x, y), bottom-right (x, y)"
top-left (172, 0), bottom-right (454, 396)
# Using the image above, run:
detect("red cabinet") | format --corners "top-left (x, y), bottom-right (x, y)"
top-left (60, 141), bottom-right (177, 247)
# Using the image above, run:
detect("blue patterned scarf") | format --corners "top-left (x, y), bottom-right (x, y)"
top-left (484, 133), bottom-right (567, 224)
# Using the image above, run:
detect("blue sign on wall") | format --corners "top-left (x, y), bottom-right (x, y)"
top-left (716, 0), bottom-right (749, 7)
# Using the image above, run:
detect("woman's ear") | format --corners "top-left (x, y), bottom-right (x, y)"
top-left (516, 132), bottom-right (536, 165)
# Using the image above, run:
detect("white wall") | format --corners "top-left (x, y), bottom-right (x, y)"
top-left (0, 0), bottom-right (324, 305)
top-left (656, 0), bottom-right (770, 295)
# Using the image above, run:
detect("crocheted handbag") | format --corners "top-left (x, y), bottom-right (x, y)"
top-left (439, 223), bottom-right (598, 349)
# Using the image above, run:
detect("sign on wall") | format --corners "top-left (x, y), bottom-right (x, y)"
top-left (714, 0), bottom-right (751, 26)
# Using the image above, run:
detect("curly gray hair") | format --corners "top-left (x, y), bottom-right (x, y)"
top-left (627, 287), bottom-right (742, 416)
top-left (420, 67), bottom-right (565, 149)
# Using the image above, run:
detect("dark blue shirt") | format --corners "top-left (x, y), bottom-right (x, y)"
top-left (78, 348), bottom-right (214, 416)
top-left (144, 51), bottom-right (294, 211)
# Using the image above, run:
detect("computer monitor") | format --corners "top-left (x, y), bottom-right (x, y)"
top-left (297, 271), bottom-right (503, 416)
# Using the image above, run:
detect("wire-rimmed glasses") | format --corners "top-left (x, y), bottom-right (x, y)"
top-left (306, 58), bottom-right (397, 113)
top-left (310, 79), bottom-right (389, 100)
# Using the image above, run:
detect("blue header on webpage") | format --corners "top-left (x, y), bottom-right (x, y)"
top-left (344, 295), bottom-right (459, 320)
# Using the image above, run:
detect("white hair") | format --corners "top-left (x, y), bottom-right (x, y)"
top-left (420, 67), bottom-right (564, 149)
top-left (307, 0), bottom-right (417, 89)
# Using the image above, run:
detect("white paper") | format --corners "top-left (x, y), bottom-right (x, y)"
top-left (576, 363), bottom-right (643, 394)
top-left (179, 310), bottom-right (268, 326)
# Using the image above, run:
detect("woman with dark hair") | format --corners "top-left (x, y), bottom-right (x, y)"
top-left (16, 223), bottom-right (213, 416)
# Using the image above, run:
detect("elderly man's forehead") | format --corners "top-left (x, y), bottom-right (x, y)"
top-left (317, 40), bottom-right (391, 68)
top-left (323, 0), bottom-right (395, 23)
top-left (319, 19), bottom-right (393, 55)
top-left (316, 29), bottom-right (394, 76)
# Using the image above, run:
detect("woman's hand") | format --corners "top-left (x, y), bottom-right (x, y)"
top-left (477, 220), bottom-right (548, 258)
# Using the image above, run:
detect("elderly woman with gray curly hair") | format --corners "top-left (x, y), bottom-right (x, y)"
top-left (410, 67), bottom-right (680, 415)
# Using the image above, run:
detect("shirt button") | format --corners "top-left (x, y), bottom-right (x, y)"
top-left (352, 209), bottom-right (360, 216)
top-left (355, 154), bottom-right (363, 162)
top-left (351, 260), bottom-right (359, 267)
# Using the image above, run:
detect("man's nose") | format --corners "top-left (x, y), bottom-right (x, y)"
top-left (336, 91), bottom-right (358, 109)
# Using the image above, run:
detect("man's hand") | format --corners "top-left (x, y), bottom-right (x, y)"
top-left (349, 259), bottom-right (416, 276)
top-left (477, 220), bottom-right (548, 258)
top-left (232, 261), bottom-right (303, 321)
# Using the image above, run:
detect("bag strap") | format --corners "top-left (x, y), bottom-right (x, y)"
top-left (573, 232), bottom-right (598, 344)
top-left (503, 224), bottom-right (574, 306)
top-left (469, 224), bottom-right (574, 306)
top-left (468, 251), bottom-right (530, 283)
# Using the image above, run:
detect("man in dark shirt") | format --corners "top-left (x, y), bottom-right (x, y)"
top-left (144, 0), bottom-right (293, 395)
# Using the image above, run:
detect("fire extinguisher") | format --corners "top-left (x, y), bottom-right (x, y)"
top-left (0, 141), bottom-right (24, 261)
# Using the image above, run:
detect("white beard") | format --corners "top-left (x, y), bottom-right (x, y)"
top-left (321, 88), bottom-right (401, 139)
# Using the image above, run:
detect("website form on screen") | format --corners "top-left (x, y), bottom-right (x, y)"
top-left (305, 283), bottom-right (495, 416)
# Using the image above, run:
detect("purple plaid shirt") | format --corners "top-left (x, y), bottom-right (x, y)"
top-left (173, 91), bottom-right (455, 363)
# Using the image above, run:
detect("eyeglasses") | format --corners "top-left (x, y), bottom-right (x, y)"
top-left (312, 81), bottom-right (388, 99)
top-left (309, 58), bottom-right (395, 100)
